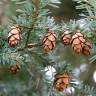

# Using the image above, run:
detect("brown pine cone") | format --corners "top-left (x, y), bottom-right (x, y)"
top-left (8, 25), bottom-right (20, 47)
top-left (61, 30), bottom-right (72, 45)
top-left (71, 30), bottom-right (85, 54)
top-left (82, 41), bottom-right (92, 55)
top-left (9, 64), bottom-right (21, 74)
top-left (54, 72), bottom-right (71, 92)
top-left (43, 31), bottom-right (56, 53)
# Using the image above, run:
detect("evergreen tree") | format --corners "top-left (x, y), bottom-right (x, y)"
top-left (0, 0), bottom-right (96, 96)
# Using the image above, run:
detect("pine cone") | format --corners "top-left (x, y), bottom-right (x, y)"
top-left (71, 30), bottom-right (85, 54)
top-left (82, 41), bottom-right (92, 55)
top-left (8, 25), bottom-right (20, 47)
top-left (43, 31), bottom-right (56, 53)
top-left (9, 64), bottom-right (21, 74)
top-left (61, 30), bottom-right (72, 45)
top-left (54, 72), bottom-right (71, 92)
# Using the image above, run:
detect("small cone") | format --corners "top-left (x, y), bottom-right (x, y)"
top-left (43, 31), bottom-right (56, 53)
top-left (54, 72), bottom-right (71, 92)
top-left (61, 30), bottom-right (72, 45)
top-left (8, 25), bottom-right (20, 47)
top-left (82, 41), bottom-right (92, 55)
top-left (71, 30), bottom-right (85, 54)
top-left (9, 64), bottom-right (21, 74)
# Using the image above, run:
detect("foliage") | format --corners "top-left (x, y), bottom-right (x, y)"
top-left (0, 0), bottom-right (96, 96)
top-left (73, 0), bottom-right (96, 67)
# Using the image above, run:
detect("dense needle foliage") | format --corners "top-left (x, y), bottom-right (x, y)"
top-left (0, 0), bottom-right (96, 96)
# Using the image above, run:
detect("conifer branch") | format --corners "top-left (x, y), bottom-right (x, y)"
top-left (25, 0), bottom-right (40, 48)
top-left (18, 40), bottom-right (60, 52)
top-left (18, 43), bottom-right (42, 51)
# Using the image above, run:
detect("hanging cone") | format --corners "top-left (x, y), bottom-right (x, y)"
top-left (43, 31), bottom-right (56, 53)
top-left (82, 41), bottom-right (92, 55)
top-left (54, 72), bottom-right (71, 92)
top-left (8, 25), bottom-right (20, 47)
top-left (61, 30), bottom-right (72, 45)
top-left (71, 30), bottom-right (85, 54)
top-left (9, 64), bottom-right (21, 74)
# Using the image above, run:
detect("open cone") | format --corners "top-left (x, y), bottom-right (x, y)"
top-left (61, 30), bottom-right (72, 45)
top-left (9, 64), bottom-right (21, 74)
top-left (54, 72), bottom-right (71, 92)
top-left (71, 30), bottom-right (86, 54)
top-left (43, 31), bottom-right (56, 53)
top-left (8, 25), bottom-right (20, 47)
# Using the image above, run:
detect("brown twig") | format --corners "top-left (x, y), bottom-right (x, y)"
top-left (17, 43), bottom-right (42, 51)
top-left (24, 0), bottom-right (40, 48)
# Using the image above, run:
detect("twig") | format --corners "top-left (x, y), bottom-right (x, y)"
top-left (87, 16), bottom-right (96, 20)
top-left (17, 43), bottom-right (42, 51)
top-left (18, 39), bottom-right (60, 52)
top-left (27, 43), bottom-right (42, 48)
top-left (25, 26), bottom-right (34, 47)
top-left (24, 0), bottom-right (40, 48)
